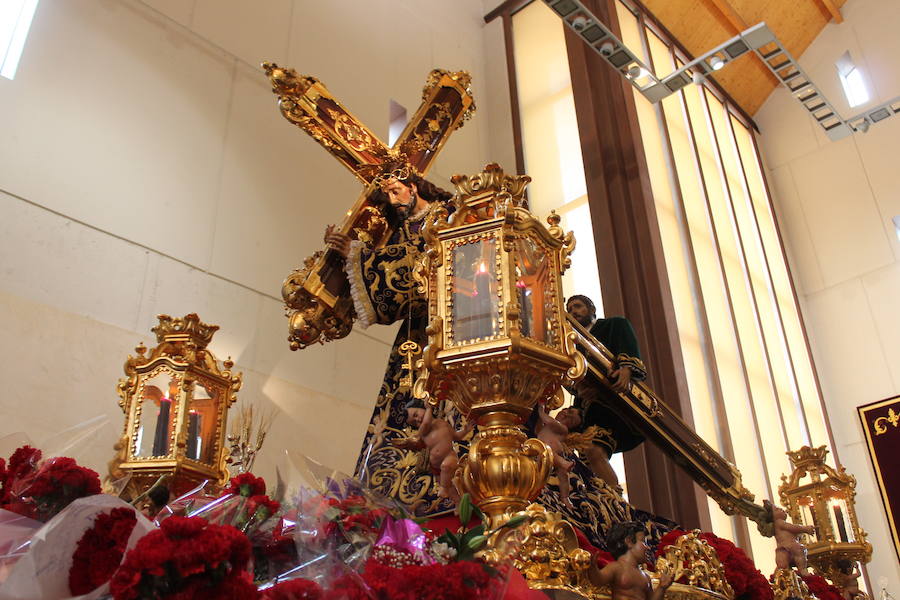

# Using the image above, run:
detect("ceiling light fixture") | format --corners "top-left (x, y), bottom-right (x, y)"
top-left (541, 0), bottom-right (900, 141)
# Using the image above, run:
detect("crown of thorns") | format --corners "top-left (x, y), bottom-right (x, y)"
top-left (372, 164), bottom-right (412, 189)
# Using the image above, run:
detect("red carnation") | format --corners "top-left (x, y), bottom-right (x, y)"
top-left (248, 494), bottom-right (281, 520)
top-left (802, 574), bottom-right (843, 600)
top-left (263, 579), bottom-right (324, 600)
top-left (7, 446), bottom-right (41, 480)
top-left (228, 473), bottom-right (267, 497)
top-left (110, 516), bottom-right (256, 600)
top-left (360, 557), bottom-right (503, 600)
top-left (69, 507), bottom-right (137, 595)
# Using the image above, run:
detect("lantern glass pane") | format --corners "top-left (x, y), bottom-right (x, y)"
top-left (136, 371), bottom-right (178, 458)
top-left (451, 237), bottom-right (500, 343)
top-left (798, 495), bottom-right (820, 542)
top-left (188, 381), bottom-right (220, 465)
top-left (513, 236), bottom-right (557, 347)
top-left (829, 495), bottom-right (854, 543)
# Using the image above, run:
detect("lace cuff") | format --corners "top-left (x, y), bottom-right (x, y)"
top-left (345, 240), bottom-right (377, 329)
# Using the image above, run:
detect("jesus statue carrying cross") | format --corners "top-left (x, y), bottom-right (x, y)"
top-left (263, 64), bottom-right (678, 547)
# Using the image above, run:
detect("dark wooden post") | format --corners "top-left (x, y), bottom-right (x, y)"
top-left (564, 0), bottom-right (707, 529)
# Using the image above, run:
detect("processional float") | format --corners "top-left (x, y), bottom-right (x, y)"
top-left (263, 64), bottom-right (871, 598)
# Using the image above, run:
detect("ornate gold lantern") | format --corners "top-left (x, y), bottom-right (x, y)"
top-left (414, 163), bottom-right (584, 525)
top-left (112, 314), bottom-right (242, 499)
top-left (778, 445), bottom-right (871, 582)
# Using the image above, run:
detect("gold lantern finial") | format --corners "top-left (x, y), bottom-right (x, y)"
top-left (778, 445), bottom-right (872, 584)
top-left (111, 314), bottom-right (242, 501)
top-left (152, 313), bottom-right (219, 348)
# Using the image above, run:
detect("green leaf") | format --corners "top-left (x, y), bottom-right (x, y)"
top-left (461, 524), bottom-right (485, 543)
top-left (471, 502), bottom-right (484, 521)
top-left (466, 534), bottom-right (488, 550)
top-left (458, 494), bottom-right (473, 526)
top-left (500, 514), bottom-right (528, 529)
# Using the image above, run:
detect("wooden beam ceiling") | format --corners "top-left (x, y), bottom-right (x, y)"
top-left (639, 0), bottom-right (847, 114)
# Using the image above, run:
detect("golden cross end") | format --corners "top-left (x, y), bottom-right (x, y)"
top-left (263, 63), bottom-right (474, 186)
top-left (398, 340), bottom-right (422, 390)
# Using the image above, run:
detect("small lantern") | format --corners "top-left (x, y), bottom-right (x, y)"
top-left (414, 163), bottom-right (584, 524)
top-left (113, 314), bottom-right (242, 499)
top-left (778, 445), bottom-right (872, 582)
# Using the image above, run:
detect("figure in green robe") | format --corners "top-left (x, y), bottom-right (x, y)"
top-left (565, 294), bottom-right (647, 488)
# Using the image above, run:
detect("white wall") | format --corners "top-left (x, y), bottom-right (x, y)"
top-left (756, 0), bottom-right (900, 588)
top-left (0, 0), bottom-right (514, 487)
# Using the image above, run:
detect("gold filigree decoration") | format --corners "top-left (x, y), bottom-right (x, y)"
top-left (873, 407), bottom-right (899, 434)
top-left (450, 163), bottom-right (531, 212)
top-left (496, 504), bottom-right (604, 597)
top-left (771, 568), bottom-right (813, 600)
top-left (654, 530), bottom-right (734, 599)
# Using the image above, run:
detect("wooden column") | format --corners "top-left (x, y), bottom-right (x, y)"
top-left (563, 0), bottom-right (706, 529)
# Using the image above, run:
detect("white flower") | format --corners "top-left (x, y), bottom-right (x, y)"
top-left (428, 541), bottom-right (457, 564)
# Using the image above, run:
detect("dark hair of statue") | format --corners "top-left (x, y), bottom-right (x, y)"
top-left (836, 558), bottom-right (854, 573)
top-left (404, 397), bottom-right (425, 410)
top-left (368, 174), bottom-right (453, 228)
top-left (605, 521), bottom-right (645, 559)
top-left (566, 294), bottom-right (596, 317)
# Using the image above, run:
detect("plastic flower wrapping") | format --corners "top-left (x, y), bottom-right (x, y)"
top-left (0, 443), bottom-right (526, 600)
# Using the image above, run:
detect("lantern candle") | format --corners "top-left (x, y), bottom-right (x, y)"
top-left (151, 398), bottom-right (171, 456)
top-left (186, 411), bottom-right (201, 460)
top-left (832, 500), bottom-right (849, 542)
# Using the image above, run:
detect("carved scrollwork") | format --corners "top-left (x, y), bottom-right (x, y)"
top-left (655, 530), bottom-right (734, 599)
top-left (770, 568), bottom-right (813, 600)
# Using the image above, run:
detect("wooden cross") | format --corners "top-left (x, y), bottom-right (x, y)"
top-left (262, 64), bottom-right (475, 350)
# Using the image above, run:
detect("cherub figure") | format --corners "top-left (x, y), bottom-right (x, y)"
top-left (399, 398), bottom-right (473, 503)
top-left (834, 559), bottom-right (863, 600)
top-left (536, 404), bottom-right (583, 508)
top-left (766, 500), bottom-right (816, 576)
top-left (600, 521), bottom-right (674, 600)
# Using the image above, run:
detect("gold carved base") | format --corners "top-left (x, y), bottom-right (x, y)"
top-left (771, 568), bottom-right (813, 600)
top-left (485, 506), bottom-right (733, 600)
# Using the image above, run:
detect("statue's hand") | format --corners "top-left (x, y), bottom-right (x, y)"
top-left (324, 224), bottom-right (352, 258)
top-left (609, 365), bottom-right (633, 392)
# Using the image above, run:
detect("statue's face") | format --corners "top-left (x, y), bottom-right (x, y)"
top-left (556, 408), bottom-right (582, 430)
top-left (566, 298), bottom-right (594, 327)
top-left (384, 179), bottom-right (417, 220)
top-left (627, 531), bottom-right (649, 563)
top-left (406, 407), bottom-right (425, 428)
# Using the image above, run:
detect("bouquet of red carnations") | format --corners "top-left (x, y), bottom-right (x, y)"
top-left (110, 515), bottom-right (259, 600)
top-left (0, 445), bottom-right (101, 522)
top-left (0, 494), bottom-right (155, 599)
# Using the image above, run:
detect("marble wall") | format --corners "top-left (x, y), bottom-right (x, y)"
top-left (0, 0), bottom-right (514, 485)
top-left (756, 0), bottom-right (900, 587)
